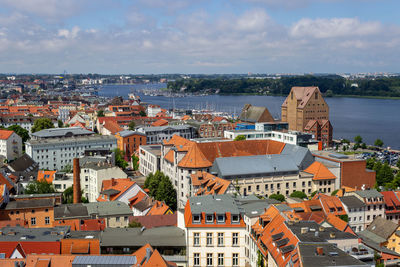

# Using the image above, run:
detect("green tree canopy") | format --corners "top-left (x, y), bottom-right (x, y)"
top-left (234, 135), bottom-right (246, 141)
top-left (376, 162), bottom-right (394, 186)
top-left (31, 118), bottom-right (54, 133)
top-left (331, 189), bottom-right (339, 196)
top-left (354, 135), bottom-right (363, 144)
top-left (366, 158), bottom-right (376, 170)
top-left (57, 120), bottom-right (64, 128)
top-left (62, 186), bottom-right (89, 204)
top-left (97, 110), bottom-right (105, 117)
top-left (24, 180), bottom-right (55, 194)
top-left (269, 194), bottom-right (285, 202)
top-left (7, 125), bottom-right (30, 143)
top-left (374, 139), bottom-right (384, 147)
top-left (132, 154), bottom-right (139, 171)
top-left (113, 148), bottom-right (128, 169)
top-left (128, 121), bottom-right (136, 131)
top-left (144, 171), bottom-right (177, 211)
top-left (290, 191), bottom-right (307, 199)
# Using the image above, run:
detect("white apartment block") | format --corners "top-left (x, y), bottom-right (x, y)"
top-left (80, 162), bottom-right (128, 203)
top-left (26, 135), bottom-right (117, 171)
top-left (340, 195), bottom-right (366, 232)
top-left (146, 105), bottom-right (161, 117)
top-left (137, 125), bottom-right (197, 145)
top-left (0, 130), bottom-right (22, 161)
top-left (139, 145), bottom-right (161, 177)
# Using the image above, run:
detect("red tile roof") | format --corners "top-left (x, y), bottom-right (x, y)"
top-left (97, 178), bottom-right (136, 202)
top-left (151, 119), bottom-right (169, 127)
top-left (103, 120), bottom-right (123, 135)
top-left (37, 170), bottom-right (57, 183)
top-left (146, 201), bottom-right (172, 216)
top-left (304, 161), bottom-right (336, 180)
top-left (0, 130), bottom-right (14, 140)
top-left (191, 171), bottom-right (232, 196)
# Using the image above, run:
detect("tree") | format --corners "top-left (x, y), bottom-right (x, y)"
top-left (7, 125), bottom-right (30, 143)
top-left (97, 110), bottom-right (105, 117)
top-left (290, 191), bottom-right (307, 199)
top-left (341, 139), bottom-right (350, 144)
top-left (113, 148), bottom-right (128, 169)
top-left (61, 164), bottom-right (72, 173)
top-left (155, 174), bottom-right (177, 211)
top-left (31, 118), bottom-right (54, 133)
top-left (57, 120), bottom-right (64, 128)
top-left (269, 194), bottom-right (285, 202)
top-left (257, 250), bottom-right (265, 267)
top-left (360, 143), bottom-right (367, 149)
top-left (310, 191), bottom-right (318, 197)
top-left (374, 139), bottom-right (384, 147)
top-left (354, 135), bottom-right (363, 144)
top-left (397, 160), bottom-right (400, 169)
top-left (139, 110), bottom-right (146, 117)
top-left (353, 143), bottom-right (360, 151)
top-left (128, 221), bottom-right (142, 228)
top-left (24, 180), bottom-right (55, 194)
top-left (339, 214), bottom-right (349, 222)
top-left (366, 158), bottom-right (376, 170)
top-left (376, 162), bottom-right (394, 186)
top-left (234, 135), bottom-right (246, 141)
top-left (144, 171), bottom-right (177, 211)
top-left (132, 154), bottom-right (139, 171)
top-left (62, 186), bottom-right (89, 204)
top-left (331, 189), bottom-right (339, 196)
top-left (128, 121), bottom-right (136, 131)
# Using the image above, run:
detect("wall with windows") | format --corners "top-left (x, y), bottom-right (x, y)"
top-left (0, 206), bottom-right (54, 228)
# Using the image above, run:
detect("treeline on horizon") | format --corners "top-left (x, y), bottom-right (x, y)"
top-left (167, 75), bottom-right (400, 97)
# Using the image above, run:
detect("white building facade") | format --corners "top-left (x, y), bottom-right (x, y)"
top-left (0, 130), bottom-right (22, 161)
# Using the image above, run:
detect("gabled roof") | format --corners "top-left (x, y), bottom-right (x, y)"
top-left (304, 161), bottom-right (336, 180)
top-left (381, 191), bottom-right (400, 210)
top-left (151, 119), bottom-right (169, 127)
top-left (7, 154), bottom-right (37, 173)
top-left (103, 120), bottom-right (123, 135)
top-left (146, 201), bottom-right (172, 216)
top-left (340, 195), bottom-right (366, 209)
top-left (238, 104), bottom-right (274, 123)
top-left (97, 178), bottom-right (136, 202)
top-left (191, 171), bottom-right (232, 196)
top-left (130, 214), bottom-right (177, 229)
top-left (281, 86), bottom-right (321, 109)
top-left (0, 173), bottom-right (14, 191)
top-left (365, 216), bottom-right (399, 240)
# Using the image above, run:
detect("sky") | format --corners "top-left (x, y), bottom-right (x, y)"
top-left (0, 0), bottom-right (399, 74)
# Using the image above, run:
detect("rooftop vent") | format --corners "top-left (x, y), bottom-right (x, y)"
top-left (300, 227), bottom-right (308, 234)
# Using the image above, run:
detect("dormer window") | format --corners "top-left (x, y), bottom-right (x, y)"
top-left (232, 214), bottom-right (240, 223)
top-left (217, 214), bottom-right (225, 223)
top-left (206, 214), bottom-right (214, 223)
top-left (193, 214), bottom-right (201, 223)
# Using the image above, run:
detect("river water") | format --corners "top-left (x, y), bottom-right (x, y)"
top-left (99, 84), bottom-right (400, 149)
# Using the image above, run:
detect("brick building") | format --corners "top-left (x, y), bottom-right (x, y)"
top-left (115, 130), bottom-right (146, 158)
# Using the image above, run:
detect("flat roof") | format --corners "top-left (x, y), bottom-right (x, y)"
top-left (313, 151), bottom-right (363, 162)
top-left (0, 226), bottom-right (69, 242)
top-left (32, 127), bottom-right (93, 138)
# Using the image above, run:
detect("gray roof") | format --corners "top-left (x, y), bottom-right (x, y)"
top-left (32, 127), bottom-right (93, 139)
top-left (117, 130), bottom-right (145, 137)
top-left (281, 144), bottom-right (314, 170)
top-left (140, 145), bottom-right (162, 157)
top-left (84, 201), bottom-right (132, 217)
top-left (13, 193), bottom-right (62, 199)
top-left (26, 135), bottom-right (117, 147)
top-left (357, 230), bottom-right (386, 244)
top-left (100, 226), bottom-right (186, 247)
top-left (340, 196), bottom-right (366, 209)
top-left (233, 195), bottom-right (279, 217)
top-left (189, 194), bottom-right (241, 215)
top-left (72, 255), bottom-right (137, 266)
top-left (354, 189), bottom-right (383, 199)
top-left (211, 154), bottom-right (299, 178)
top-left (298, 243), bottom-right (367, 266)
top-left (365, 216), bottom-right (398, 240)
top-left (68, 231), bottom-right (102, 240)
top-left (5, 199), bottom-right (55, 210)
top-left (287, 221), bottom-right (357, 242)
top-left (7, 154), bottom-right (37, 172)
top-left (54, 204), bottom-right (89, 219)
top-left (359, 234), bottom-right (400, 257)
top-left (0, 226), bottom-right (70, 242)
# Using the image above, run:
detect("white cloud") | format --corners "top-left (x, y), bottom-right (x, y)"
top-left (290, 17), bottom-right (382, 38)
top-left (58, 26), bottom-right (80, 39)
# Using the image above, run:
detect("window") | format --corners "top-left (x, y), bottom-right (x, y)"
top-left (232, 214), bottom-right (240, 223)
top-left (194, 253), bottom-right (200, 266)
top-left (207, 233), bottom-right (213, 246)
top-left (207, 253), bottom-right (213, 266)
top-left (218, 233), bottom-right (224, 246)
top-left (31, 217), bottom-right (36, 225)
top-left (248, 185), bottom-right (251, 192)
top-left (232, 253), bottom-right (239, 266)
top-left (218, 253), bottom-right (224, 266)
top-left (206, 214), bottom-right (214, 223)
top-left (256, 185), bottom-right (260, 191)
top-left (124, 216), bottom-right (128, 222)
top-left (116, 217), bottom-right (120, 222)
top-left (265, 184), bottom-right (268, 190)
top-left (232, 232), bottom-right (239, 246)
top-left (194, 233), bottom-right (200, 246)
top-left (193, 214), bottom-right (201, 223)
top-left (45, 217), bottom-right (50, 225)
top-left (217, 214), bottom-right (225, 223)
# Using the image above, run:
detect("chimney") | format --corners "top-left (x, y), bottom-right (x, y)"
top-left (73, 158), bottom-right (81, 204)
top-left (300, 227), bottom-right (309, 234)
top-left (316, 247), bottom-right (324, 256)
top-left (112, 178), bottom-right (116, 186)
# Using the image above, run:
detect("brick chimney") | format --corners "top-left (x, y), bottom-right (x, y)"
top-left (73, 158), bottom-right (81, 204)
top-left (316, 247), bottom-right (324, 256)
